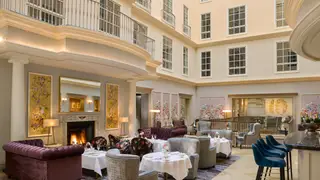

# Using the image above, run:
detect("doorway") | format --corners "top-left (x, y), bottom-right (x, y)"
top-left (136, 93), bottom-right (149, 128)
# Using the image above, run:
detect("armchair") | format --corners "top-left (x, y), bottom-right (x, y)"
top-left (236, 123), bottom-right (261, 149)
top-left (105, 149), bottom-right (158, 180)
top-left (90, 136), bottom-right (108, 151)
top-left (168, 138), bottom-right (200, 179)
top-left (189, 136), bottom-right (216, 169)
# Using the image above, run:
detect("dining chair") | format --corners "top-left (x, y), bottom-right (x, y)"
top-left (131, 137), bottom-right (153, 160)
top-left (90, 136), bottom-right (108, 151)
top-left (105, 149), bottom-right (158, 180)
top-left (108, 134), bottom-right (120, 148)
top-left (168, 138), bottom-right (200, 179)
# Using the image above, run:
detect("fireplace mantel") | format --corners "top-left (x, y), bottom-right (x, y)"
top-left (59, 113), bottom-right (101, 145)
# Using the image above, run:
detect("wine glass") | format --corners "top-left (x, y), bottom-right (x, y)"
top-left (154, 134), bottom-right (157, 139)
top-left (97, 144), bottom-right (100, 151)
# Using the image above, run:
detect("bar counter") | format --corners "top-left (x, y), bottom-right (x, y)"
top-left (284, 131), bottom-right (320, 180)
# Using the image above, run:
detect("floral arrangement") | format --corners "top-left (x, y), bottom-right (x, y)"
top-left (301, 102), bottom-right (320, 123)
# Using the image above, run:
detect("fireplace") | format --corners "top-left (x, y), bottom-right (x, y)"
top-left (67, 121), bottom-right (95, 145)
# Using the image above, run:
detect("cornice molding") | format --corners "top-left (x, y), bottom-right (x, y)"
top-left (157, 73), bottom-right (320, 87)
top-left (285, 0), bottom-right (305, 28)
top-left (196, 30), bottom-right (292, 48)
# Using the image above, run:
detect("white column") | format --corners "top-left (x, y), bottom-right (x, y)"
top-left (128, 80), bottom-right (137, 136)
top-left (8, 56), bottom-right (29, 141)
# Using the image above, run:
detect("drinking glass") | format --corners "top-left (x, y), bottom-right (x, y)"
top-left (97, 144), bottom-right (100, 151)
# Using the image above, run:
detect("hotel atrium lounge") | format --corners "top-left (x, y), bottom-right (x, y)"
top-left (0, 0), bottom-right (319, 180)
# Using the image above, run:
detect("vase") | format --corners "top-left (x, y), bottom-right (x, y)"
top-left (163, 151), bottom-right (169, 159)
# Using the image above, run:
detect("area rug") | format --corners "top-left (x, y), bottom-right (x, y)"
top-left (83, 155), bottom-right (240, 180)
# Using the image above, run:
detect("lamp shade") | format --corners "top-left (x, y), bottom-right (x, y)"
top-left (222, 110), bottom-right (232, 113)
top-left (150, 109), bottom-right (160, 113)
top-left (43, 119), bottom-right (60, 127)
top-left (120, 117), bottom-right (129, 123)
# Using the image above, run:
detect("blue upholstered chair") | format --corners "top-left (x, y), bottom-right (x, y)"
top-left (266, 135), bottom-right (293, 180)
top-left (257, 139), bottom-right (286, 158)
top-left (252, 144), bottom-right (286, 180)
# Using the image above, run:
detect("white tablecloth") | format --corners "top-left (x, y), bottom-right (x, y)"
top-left (210, 137), bottom-right (232, 156)
top-left (140, 152), bottom-right (192, 180)
top-left (82, 150), bottom-right (107, 176)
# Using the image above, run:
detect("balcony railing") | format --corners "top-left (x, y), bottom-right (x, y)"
top-left (135, 0), bottom-right (151, 13)
top-left (183, 24), bottom-right (191, 37)
top-left (161, 9), bottom-right (175, 27)
top-left (0, 0), bottom-right (155, 57)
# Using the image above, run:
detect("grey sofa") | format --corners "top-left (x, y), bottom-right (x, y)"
top-left (236, 123), bottom-right (261, 149)
top-left (187, 136), bottom-right (216, 168)
top-left (168, 138), bottom-right (200, 179)
top-left (105, 149), bottom-right (158, 180)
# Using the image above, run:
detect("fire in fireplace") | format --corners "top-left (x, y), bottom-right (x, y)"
top-left (67, 121), bottom-right (95, 145)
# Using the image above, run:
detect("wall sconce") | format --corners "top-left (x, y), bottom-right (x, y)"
top-left (222, 109), bottom-right (232, 119)
top-left (87, 100), bottom-right (93, 104)
top-left (61, 97), bottom-right (67, 102)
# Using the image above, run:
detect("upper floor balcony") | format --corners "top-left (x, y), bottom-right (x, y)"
top-left (135, 0), bottom-right (151, 13)
top-left (161, 9), bottom-right (175, 28)
top-left (0, 0), bottom-right (155, 57)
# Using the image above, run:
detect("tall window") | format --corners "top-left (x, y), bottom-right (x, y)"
top-left (163, 0), bottom-right (173, 13)
top-left (201, 51), bottom-right (211, 77)
top-left (27, 0), bottom-right (64, 25)
top-left (201, 13), bottom-right (211, 39)
top-left (228, 5), bottom-right (246, 35)
top-left (276, 42), bottom-right (298, 72)
top-left (229, 47), bottom-right (246, 75)
top-left (163, 36), bottom-right (173, 70)
top-left (100, 0), bottom-right (121, 37)
top-left (183, 6), bottom-right (189, 25)
top-left (276, 0), bottom-right (287, 27)
top-left (162, 0), bottom-right (175, 26)
top-left (133, 22), bottom-right (148, 49)
top-left (183, 47), bottom-right (189, 75)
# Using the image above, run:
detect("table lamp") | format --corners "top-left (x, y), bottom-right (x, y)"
top-left (43, 119), bottom-right (59, 145)
top-left (120, 117), bottom-right (129, 136)
top-left (150, 109), bottom-right (160, 127)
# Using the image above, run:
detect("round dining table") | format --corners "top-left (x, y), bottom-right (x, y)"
top-left (139, 151), bottom-right (192, 180)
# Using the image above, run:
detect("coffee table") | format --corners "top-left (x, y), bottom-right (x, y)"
top-left (82, 149), bottom-right (107, 177)
top-left (140, 151), bottom-right (192, 180)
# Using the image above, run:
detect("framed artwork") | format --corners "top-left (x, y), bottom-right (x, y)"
top-left (28, 73), bottom-right (52, 137)
top-left (265, 98), bottom-right (293, 116)
top-left (106, 84), bottom-right (119, 130)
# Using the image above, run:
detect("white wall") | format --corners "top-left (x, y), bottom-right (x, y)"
top-left (196, 36), bottom-right (320, 82)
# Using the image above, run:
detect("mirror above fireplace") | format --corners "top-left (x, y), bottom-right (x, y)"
top-left (60, 77), bottom-right (101, 113)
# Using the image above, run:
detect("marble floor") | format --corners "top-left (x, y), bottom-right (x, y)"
top-left (0, 148), bottom-right (299, 180)
top-left (213, 148), bottom-right (299, 180)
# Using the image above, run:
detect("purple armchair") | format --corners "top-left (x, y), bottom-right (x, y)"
top-left (3, 139), bottom-right (84, 180)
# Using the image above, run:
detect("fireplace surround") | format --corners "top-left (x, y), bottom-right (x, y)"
top-left (67, 121), bottom-right (95, 145)
top-left (60, 114), bottom-right (100, 145)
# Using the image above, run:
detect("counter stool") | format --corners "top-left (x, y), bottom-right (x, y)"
top-left (266, 135), bottom-right (293, 180)
top-left (252, 144), bottom-right (286, 180)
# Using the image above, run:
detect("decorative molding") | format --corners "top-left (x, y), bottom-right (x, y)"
top-left (196, 30), bottom-right (292, 48)
top-left (289, 1), bottom-right (320, 61)
top-left (0, 10), bottom-right (153, 66)
top-left (285, 0), bottom-right (305, 28)
top-left (228, 93), bottom-right (298, 98)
